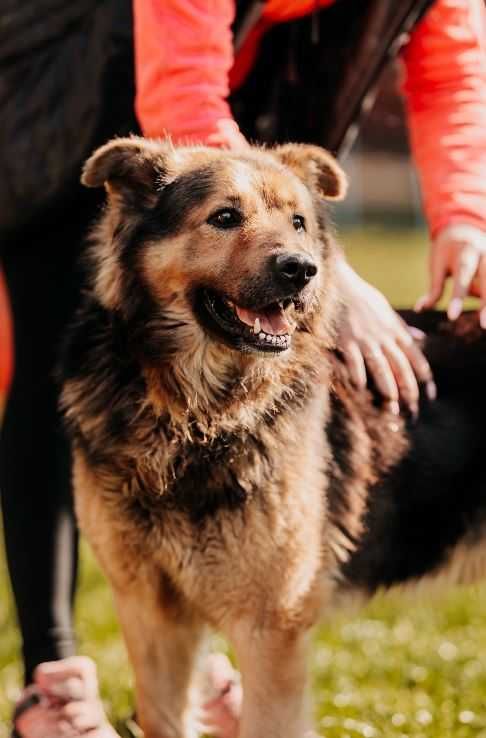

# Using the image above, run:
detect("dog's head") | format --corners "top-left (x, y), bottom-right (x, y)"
top-left (83, 137), bottom-right (346, 366)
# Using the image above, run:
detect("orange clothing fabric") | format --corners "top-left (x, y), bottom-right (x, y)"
top-left (0, 270), bottom-right (13, 394)
top-left (133, 0), bottom-right (235, 143)
top-left (133, 0), bottom-right (486, 237)
top-left (401, 0), bottom-right (486, 237)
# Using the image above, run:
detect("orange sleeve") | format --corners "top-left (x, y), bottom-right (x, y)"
top-left (133, 0), bottom-right (236, 144)
top-left (401, 0), bottom-right (486, 238)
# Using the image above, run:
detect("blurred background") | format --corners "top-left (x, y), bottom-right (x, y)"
top-left (1, 56), bottom-right (485, 738)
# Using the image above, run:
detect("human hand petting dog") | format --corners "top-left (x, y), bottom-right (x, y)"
top-left (335, 255), bottom-right (435, 416)
top-left (416, 223), bottom-right (486, 328)
top-left (335, 225), bottom-right (486, 412)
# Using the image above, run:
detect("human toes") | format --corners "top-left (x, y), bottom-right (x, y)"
top-left (14, 694), bottom-right (77, 738)
top-left (35, 656), bottom-right (98, 700)
top-left (201, 655), bottom-right (242, 738)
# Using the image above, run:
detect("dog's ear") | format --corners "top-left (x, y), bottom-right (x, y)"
top-left (272, 144), bottom-right (347, 201)
top-left (82, 136), bottom-right (174, 206)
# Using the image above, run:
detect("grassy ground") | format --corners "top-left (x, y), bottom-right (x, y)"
top-left (1, 227), bottom-right (485, 737)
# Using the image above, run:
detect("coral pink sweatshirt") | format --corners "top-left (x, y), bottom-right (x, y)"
top-left (133, 0), bottom-right (486, 238)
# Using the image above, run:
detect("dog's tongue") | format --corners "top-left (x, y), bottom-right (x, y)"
top-left (235, 304), bottom-right (290, 335)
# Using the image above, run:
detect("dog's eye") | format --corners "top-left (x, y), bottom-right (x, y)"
top-left (292, 215), bottom-right (306, 232)
top-left (207, 208), bottom-right (243, 230)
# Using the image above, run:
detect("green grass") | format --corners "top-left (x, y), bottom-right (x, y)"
top-left (1, 227), bottom-right (485, 737)
top-left (342, 226), bottom-right (429, 307)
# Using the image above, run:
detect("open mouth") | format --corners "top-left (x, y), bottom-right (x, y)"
top-left (197, 289), bottom-right (301, 353)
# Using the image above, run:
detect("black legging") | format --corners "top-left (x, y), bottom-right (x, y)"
top-left (0, 0), bottom-right (137, 686)
top-left (0, 188), bottom-right (103, 683)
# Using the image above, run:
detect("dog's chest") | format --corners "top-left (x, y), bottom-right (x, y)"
top-left (116, 429), bottom-right (273, 557)
top-left (115, 407), bottom-right (328, 617)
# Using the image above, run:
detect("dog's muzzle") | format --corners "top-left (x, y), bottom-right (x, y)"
top-left (193, 254), bottom-right (318, 355)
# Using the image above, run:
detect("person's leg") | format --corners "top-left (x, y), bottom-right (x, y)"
top-left (0, 205), bottom-right (90, 685)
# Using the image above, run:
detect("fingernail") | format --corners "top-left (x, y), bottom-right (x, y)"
top-left (388, 400), bottom-right (400, 416)
top-left (409, 402), bottom-right (419, 421)
top-left (409, 327), bottom-right (426, 341)
top-left (448, 299), bottom-right (462, 321)
top-left (426, 380), bottom-right (437, 401)
top-left (414, 297), bottom-right (426, 312)
top-left (480, 309), bottom-right (486, 330)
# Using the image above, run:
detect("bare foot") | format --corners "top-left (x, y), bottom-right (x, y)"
top-left (13, 685), bottom-right (77, 738)
top-left (200, 654), bottom-right (242, 738)
top-left (16, 653), bottom-right (243, 738)
top-left (199, 656), bottom-right (317, 738)
top-left (14, 657), bottom-right (120, 738)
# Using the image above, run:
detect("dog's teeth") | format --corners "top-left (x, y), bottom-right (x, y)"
top-left (259, 332), bottom-right (266, 340)
top-left (254, 317), bottom-right (261, 334)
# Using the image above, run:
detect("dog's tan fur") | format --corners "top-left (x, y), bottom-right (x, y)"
top-left (62, 138), bottom-right (486, 738)
top-left (62, 138), bottom-right (349, 738)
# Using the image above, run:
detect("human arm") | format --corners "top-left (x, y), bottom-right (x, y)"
top-left (133, 0), bottom-right (247, 148)
top-left (132, 0), bottom-right (432, 409)
top-left (401, 0), bottom-right (486, 324)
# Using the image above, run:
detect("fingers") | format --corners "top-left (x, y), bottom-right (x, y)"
top-left (448, 244), bottom-right (480, 321)
top-left (343, 325), bottom-right (434, 414)
top-left (13, 686), bottom-right (46, 720)
top-left (421, 225), bottom-right (486, 325)
top-left (335, 263), bottom-right (435, 411)
top-left (201, 654), bottom-right (242, 738)
top-left (360, 340), bottom-right (400, 414)
top-left (415, 248), bottom-right (447, 312)
top-left (341, 338), bottom-right (367, 390)
top-left (381, 339), bottom-right (421, 415)
top-left (397, 328), bottom-right (436, 401)
top-left (15, 702), bottom-right (78, 738)
top-left (201, 680), bottom-right (242, 738)
top-left (60, 700), bottom-right (104, 733)
top-left (34, 656), bottom-right (99, 701)
top-left (407, 326), bottom-right (426, 342)
top-left (203, 654), bottom-right (239, 694)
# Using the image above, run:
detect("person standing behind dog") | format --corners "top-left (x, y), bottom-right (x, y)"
top-left (0, 4), bottom-right (137, 738)
top-left (135, 0), bottom-right (486, 416)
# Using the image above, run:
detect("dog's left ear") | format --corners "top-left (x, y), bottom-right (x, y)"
top-left (272, 143), bottom-right (347, 201)
top-left (82, 136), bottom-right (174, 207)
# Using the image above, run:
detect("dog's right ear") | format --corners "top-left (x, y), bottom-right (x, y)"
top-left (272, 143), bottom-right (347, 201)
top-left (82, 136), bottom-right (173, 207)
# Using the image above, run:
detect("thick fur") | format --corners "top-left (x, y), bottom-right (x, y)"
top-left (61, 137), bottom-right (486, 738)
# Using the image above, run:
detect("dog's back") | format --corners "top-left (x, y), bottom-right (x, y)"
top-left (328, 311), bottom-right (486, 598)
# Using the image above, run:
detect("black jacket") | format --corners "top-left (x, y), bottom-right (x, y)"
top-left (232, 0), bottom-right (435, 156)
top-left (0, 0), bottom-right (136, 235)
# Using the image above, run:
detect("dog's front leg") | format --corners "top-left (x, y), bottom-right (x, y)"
top-left (230, 622), bottom-right (312, 738)
top-left (112, 586), bottom-right (205, 738)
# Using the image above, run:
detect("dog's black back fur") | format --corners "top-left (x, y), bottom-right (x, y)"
top-left (332, 311), bottom-right (486, 594)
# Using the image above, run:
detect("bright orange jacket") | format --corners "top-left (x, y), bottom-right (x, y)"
top-left (134, 0), bottom-right (486, 240)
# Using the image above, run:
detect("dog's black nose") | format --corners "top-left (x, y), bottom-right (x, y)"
top-left (273, 253), bottom-right (318, 289)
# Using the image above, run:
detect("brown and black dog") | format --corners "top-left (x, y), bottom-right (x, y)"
top-left (60, 137), bottom-right (486, 738)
